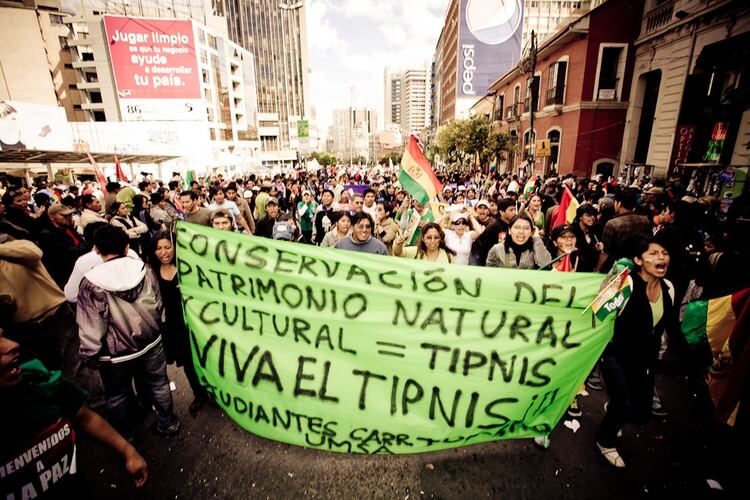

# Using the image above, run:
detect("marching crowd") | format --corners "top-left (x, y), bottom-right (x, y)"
top-left (1, 163), bottom-right (748, 495)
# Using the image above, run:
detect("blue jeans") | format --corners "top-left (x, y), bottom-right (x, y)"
top-left (596, 355), bottom-right (654, 447)
top-left (100, 342), bottom-right (178, 438)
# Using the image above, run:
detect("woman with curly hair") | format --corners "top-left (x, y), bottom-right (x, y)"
top-left (392, 222), bottom-right (456, 263)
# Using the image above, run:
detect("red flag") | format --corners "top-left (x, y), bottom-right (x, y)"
top-left (86, 152), bottom-right (107, 196)
top-left (554, 253), bottom-right (573, 272)
top-left (114, 154), bottom-right (129, 182)
top-left (552, 186), bottom-right (580, 229)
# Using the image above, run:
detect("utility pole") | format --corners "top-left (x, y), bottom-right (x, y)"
top-left (527, 30), bottom-right (537, 177)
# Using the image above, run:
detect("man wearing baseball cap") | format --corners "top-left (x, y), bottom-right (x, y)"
top-left (211, 208), bottom-right (234, 231)
top-left (255, 197), bottom-right (281, 239)
top-left (36, 204), bottom-right (89, 288)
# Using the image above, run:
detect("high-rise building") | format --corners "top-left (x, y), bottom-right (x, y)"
top-left (522, 1), bottom-right (595, 48)
top-left (400, 68), bottom-right (430, 139)
top-left (331, 107), bottom-right (378, 163)
top-left (384, 67), bottom-right (402, 127)
top-left (0, 0), bottom-right (261, 176)
top-left (431, 0), bottom-right (598, 131)
top-left (218, 0), bottom-right (311, 167)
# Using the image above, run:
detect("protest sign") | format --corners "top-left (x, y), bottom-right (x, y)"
top-left (177, 222), bottom-right (614, 454)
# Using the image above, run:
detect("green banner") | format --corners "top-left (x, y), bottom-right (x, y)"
top-left (176, 223), bottom-right (614, 454)
top-left (297, 119), bottom-right (309, 138)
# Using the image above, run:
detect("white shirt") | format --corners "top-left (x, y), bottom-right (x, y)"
top-left (64, 249), bottom-right (140, 302)
top-left (208, 200), bottom-right (240, 218)
top-left (444, 229), bottom-right (475, 265)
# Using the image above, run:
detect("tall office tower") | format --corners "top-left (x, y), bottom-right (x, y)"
top-left (384, 67), bottom-right (402, 127)
top-left (219, 0), bottom-right (311, 166)
top-left (400, 68), bottom-right (430, 139)
top-left (331, 107), bottom-right (378, 162)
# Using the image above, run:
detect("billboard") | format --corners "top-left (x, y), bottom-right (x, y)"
top-left (103, 15), bottom-right (204, 121)
top-left (0, 101), bottom-right (73, 151)
top-left (457, 0), bottom-right (524, 98)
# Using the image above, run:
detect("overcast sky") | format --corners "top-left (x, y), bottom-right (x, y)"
top-left (307, 0), bottom-right (448, 135)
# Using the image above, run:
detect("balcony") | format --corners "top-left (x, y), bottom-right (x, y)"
top-left (546, 86), bottom-right (565, 106)
top-left (504, 104), bottom-right (520, 121)
top-left (644, 0), bottom-right (673, 34)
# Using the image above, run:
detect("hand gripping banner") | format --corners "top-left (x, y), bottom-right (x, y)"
top-left (176, 223), bottom-right (614, 454)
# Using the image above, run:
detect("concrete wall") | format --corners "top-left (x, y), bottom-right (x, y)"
top-left (0, 7), bottom-right (59, 104)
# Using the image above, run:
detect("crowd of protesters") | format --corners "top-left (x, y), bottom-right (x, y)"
top-left (1, 161), bottom-right (749, 496)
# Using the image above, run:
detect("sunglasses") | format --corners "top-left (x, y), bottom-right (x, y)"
top-left (453, 220), bottom-right (468, 225)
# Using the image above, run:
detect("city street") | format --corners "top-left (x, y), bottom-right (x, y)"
top-left (79, 351), bottom-right (740, 499)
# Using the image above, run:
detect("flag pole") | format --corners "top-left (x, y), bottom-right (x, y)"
top-left (539, 249), bottom-right (575, 270)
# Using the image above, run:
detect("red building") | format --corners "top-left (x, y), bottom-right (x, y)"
top-left (488, 0), bottom-right (645, 178)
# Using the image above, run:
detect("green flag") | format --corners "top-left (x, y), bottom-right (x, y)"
top-left (177, 222), bottom-right (614, 454)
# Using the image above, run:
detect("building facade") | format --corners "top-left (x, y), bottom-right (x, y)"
top-left (369, 124), bottom-right (404, 165)
top-left (400, 68), bottom-right (430, 139)
top-left (218, 0), bottom-right (311, 167)
top-left (619, 0), bottom-right (750, 182)
top-left (330, 107), bottom-right (378, 163)
top-left (384, 67), bottom-right (402, 127)
top-left (0, 0), bottom-right (261, 175)
top-left (523, 0), bottom-right (598, 47)
top-left (489, 0), bottom-right (644, 178)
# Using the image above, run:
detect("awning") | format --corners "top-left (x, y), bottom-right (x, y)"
top-left (0, 149), bottom-right (179, 165)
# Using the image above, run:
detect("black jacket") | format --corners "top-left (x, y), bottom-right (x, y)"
top-left (605, 272), bottom-right (677, 369)
top-left (36, 220), bottom-right (89, 288)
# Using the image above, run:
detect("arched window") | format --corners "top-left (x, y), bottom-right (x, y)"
top-left (547, 129), bottom-right (561, 175)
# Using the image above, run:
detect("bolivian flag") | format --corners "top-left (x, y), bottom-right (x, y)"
top-left (551, 186), bottom-right (580, 229)
top-left (523, 175), bottom-right (538, 200)
top-left (681, 288), bottom-right (750, 425)
top-left (399, 135), bottom-right (442, 205)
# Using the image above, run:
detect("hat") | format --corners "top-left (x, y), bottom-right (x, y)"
top-left (476, 200), bottom-right (491, 209)
top-left (643, 186), bottom-right (664, 195)
top-left (266, 196), bottom-right (279, 206)
top-left (457, 185), bottom-right (467, 192)
top-left (272, 220), bottom-right (294, 240)
top-left (551, 224), bottom-right (576, 240)
top-left (47, 204), bottom-right (75, 216)
top-left (450, 213), bottom-right (468, 223)
top-left (211, 208), bottom-right (233, 221)
top-left (302, 190), bottom-right (312, 196)
top-left (252, 185), bottom-right (261, 192)
top-left (261, 180), bottom-right (273, 189)
top-left (243, 190), bottom-right (253, 199)
top-left (443, 186), bottom-right (453, 193)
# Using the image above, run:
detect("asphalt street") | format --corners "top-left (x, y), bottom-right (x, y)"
top-left (78, 351), bottom-right (741, 499)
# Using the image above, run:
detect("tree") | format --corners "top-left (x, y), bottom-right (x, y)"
top-left (431, 115), bottom-right (510, 171)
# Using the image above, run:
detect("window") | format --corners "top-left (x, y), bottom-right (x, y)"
top-left (493, 94), bottom-right (504, 121)
top-left (81, 52), bottom-right (94, 61)
top-left (523, 129), bottom-right (535, 159)
top-left (58, 36), bottom-right (69, 48)
top-left (596, 45), bottom-right (626, 100)
top-left (546, 60), bottom-right (567, 105)
top-left (547, 129), bottom-right (561, 169)
top-left (93, 111), bottom-right (106, 122)
top-left (64, 63), bottom-right (73, 69)
top-left (525, 75), bottom-right (540, 113)
top-left (85, 72), bottom-right (98, 83)
top-left (90, 91), bottom-right (102, 103)
top-left (49, 14), bottom-right (65, 24)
